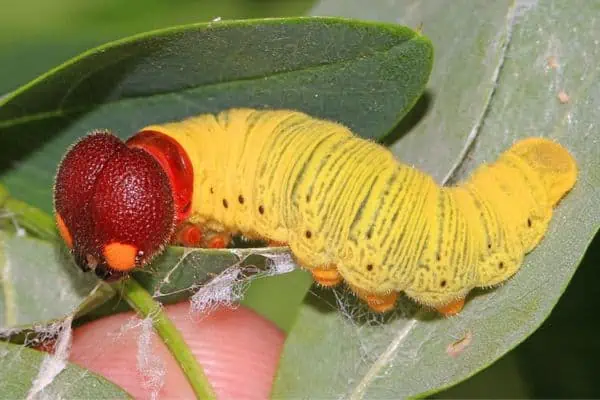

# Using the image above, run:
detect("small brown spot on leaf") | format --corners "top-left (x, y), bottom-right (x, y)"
top-left (447, 330), bottom-right (473, 357)
top-left (558, 90), bottom-right (570, 104)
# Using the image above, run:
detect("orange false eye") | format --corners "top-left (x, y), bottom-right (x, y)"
top-left (103, 242), bottom-right (139, 272)
top-left (55, 213), bottom-right (73, 249)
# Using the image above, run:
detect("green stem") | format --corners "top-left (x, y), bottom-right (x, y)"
top-left (1, 196), bottom-right (57, 241)
top-left (121, 278), bottom-right (217, 400)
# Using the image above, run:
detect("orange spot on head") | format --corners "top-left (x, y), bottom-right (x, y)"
top-left (55, 213), bottom-right (73, 249)
top-left (437, 297), bottom-right (466, 317)
top-left (103, 242), bottom-right (138, 272)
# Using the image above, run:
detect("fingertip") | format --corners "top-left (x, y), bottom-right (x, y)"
top-left (69, 303), bottom-right (285, 399)
top-left (170, 304), bottom-right (285, 399)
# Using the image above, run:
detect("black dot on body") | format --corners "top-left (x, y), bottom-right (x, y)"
top-left (527, 218), bottom-right (532, 228)
top-left (210, 187), bottom-right (214, 194)
top-left (306, 195), bottom-right (310, 202)
top-left (222, 199), bottom-right (228, 208)
top-left (305, 230), bottom-right (312, 239)
top-left (499, 262), bottom-right (504, 269)
top-left (440, 280), bottom-right (447, 288)
top-left (258, 205), bottom-right (265, 214)
top-left (366, 264), bottom-right (373, 271)
top-left (238, 195), bottom-right (244, 204)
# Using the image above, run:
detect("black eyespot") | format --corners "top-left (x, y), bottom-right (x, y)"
top-left (440, 280), bottom-right (447, 288)
top-left (238, 195), bottom-right (244, 204)
top-left (210, 187), bottom-right (214, 194)
top-left (258, 205), bottom-right (264, 214)
top-left (305, 230), bottom-right (312, 239)
top-left (498, 262), bottom-right (504, 269)
top-left (222, 199), bottom-right (228, 208)
top-left (487, 242), bottom-right (492, 249)
top-left (366, 264), bottom-right (373, 271)
top-left (527, 218), bottom-right (532, 228)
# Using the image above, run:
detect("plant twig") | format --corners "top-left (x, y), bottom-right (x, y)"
top-left (121, 278), bottom-right (217, 400)
top-left (1, 192), bottom-right (57, 241)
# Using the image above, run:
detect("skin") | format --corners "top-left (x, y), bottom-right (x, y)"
top-left (69, 303), bottom-right (284, 399)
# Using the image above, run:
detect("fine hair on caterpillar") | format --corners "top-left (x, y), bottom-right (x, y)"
top-left (53, 108), bottom-right (578, 316)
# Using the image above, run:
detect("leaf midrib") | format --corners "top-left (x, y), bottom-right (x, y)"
top-left (345, 1), bottom-right (520, 398)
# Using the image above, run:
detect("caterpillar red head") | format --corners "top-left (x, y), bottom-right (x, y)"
top-left (53, 130), bottom-right (193, 280)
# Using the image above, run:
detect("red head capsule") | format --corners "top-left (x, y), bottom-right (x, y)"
top-left (54, 131), bottom-right (177, 280)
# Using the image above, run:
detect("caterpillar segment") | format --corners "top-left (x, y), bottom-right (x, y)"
top-left (53, 109), bottom-right (578, 316)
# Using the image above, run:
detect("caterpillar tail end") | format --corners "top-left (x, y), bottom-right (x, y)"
top-left (508, 138), bottom-right (578, 206)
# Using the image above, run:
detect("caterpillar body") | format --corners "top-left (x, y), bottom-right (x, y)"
top-left (53, 109), bottom-right (577, 316)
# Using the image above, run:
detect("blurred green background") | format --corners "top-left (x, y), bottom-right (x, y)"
top-left (0, 0), bottom-right (314, 94)
top-left (1, 1), bottom-right (598, 398)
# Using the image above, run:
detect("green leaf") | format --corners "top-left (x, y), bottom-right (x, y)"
top-left (0, 0), bottom-right (315, 94)
top-left (0, 231), bottom-right (106, 331)
top-left (0, 341), bottom-right (130, 398)
top-left (0, 17), bottom-right (432, 214)
top-left (272, 1), bottom-right (600, 398)
top-left (0, 17), bottom-right (432, 330)
top-left (0, 185), bottom-right (57, 241)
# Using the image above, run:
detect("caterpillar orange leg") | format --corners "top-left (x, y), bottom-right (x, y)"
top-left (436, 297), bottom-right (466, 317)
top-left (174, 222), bottom-right (204, 247)
top-left (311, 266), bottom-right (343, 287)
top-left (268, 240), bottom-right (287, 247)
top-left (348, 284), bottom-right (398, 313)
top-left (206, 232), bottom-right (232, 249)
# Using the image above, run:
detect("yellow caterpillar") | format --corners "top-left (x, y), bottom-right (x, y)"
top-left (143, 109), bottom-right (577, 315)
top-left (54, 109), bottom-right (577, 316)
